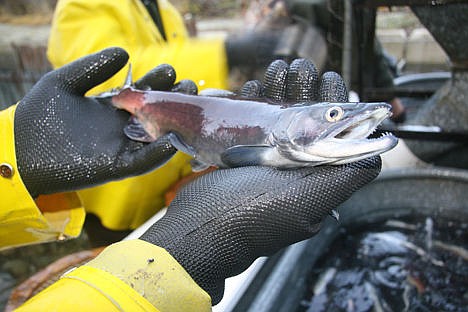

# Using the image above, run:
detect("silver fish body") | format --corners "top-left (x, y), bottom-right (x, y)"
top-left (112, 87), bottom-right (398, 171)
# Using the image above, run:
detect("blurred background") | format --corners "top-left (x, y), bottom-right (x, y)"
top-left (0, 0), bottom-right (449, 107)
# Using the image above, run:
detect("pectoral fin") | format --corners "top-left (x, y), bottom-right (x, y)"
top-left (221, 145), bottom-right (274, 167)
top-left (167, 133), bottom-right (210, 172)
top-left (190, 159), bottom-right (211, 172)
top-left (166, 132), bottom-right (197, 157)
top-left (223, 144), bottom-right (323, 168)
top-left (124, 116), bottom-right (155, 142)
top-left (275, 140), bottom-right (329, 165)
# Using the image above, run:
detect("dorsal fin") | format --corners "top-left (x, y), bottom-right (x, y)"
top-left (123, 63), bottom-right (133, 88)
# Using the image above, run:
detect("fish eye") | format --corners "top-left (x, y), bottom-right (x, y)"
top-left (325, 106), bottom-right (344, 122)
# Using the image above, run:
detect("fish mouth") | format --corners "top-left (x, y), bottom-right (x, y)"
top-left (308, 103), bottom-right (399, 164)
top-left (329, 105), bottom-right (392, 141)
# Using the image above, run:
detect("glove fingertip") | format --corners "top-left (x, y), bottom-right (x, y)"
top-left (240, 80), bottom-right (264, 98)
top-left (264, 59), bottom-right (288, 102)
top-left (319, 71), bottom-right (348, 102)
top-left (346, 156), bottom-right (382, 184)
top-left (118, 134), bottom-right (177, 176)
top-left (138, 137), bottom-right (177, 168)
top-left (58, 47), bottom-right (129, 95)
top-left (286, 58), bottom-right (319, 102)
top-left (171, 79), bottom-right (198, 95)
top-left (134, 64), bottom-right (176, 91)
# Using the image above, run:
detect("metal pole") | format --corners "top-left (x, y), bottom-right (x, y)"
top-left (342, 0), bottom-right (353, 90)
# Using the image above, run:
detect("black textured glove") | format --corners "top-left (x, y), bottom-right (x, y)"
top-left (14, 47), bottom-right (194, 197)
top-left (140, 59), bottom-right (381, 304)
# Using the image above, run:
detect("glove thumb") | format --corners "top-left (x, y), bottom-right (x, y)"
top-left (51, 47), bottom-right (129, 95)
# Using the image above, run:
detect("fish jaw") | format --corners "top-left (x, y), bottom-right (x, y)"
top-left (282, 102), bottom-right (398, 165)
top-left (303, 133), bottom-right (398, 164)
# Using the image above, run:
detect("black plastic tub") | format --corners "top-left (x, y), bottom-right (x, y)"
top-left (230, 166), bottom-right (468, 312)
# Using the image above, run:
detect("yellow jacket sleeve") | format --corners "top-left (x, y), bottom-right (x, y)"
top-left (16, 240), bottom-right (211, 312)
top-left (47, 0), bottom-right (228, 230)
top-left (48, 0), bottom-right (229, 93)
top-left (0, 105), bottom-right (85, 250)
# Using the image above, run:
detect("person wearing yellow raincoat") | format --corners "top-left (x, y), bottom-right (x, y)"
top-left (46, 0), bottom-right (281, 234)
top-left (46, 0), bottom-right (228, 232)
top-left (1, 46), bottom-right (381, 310)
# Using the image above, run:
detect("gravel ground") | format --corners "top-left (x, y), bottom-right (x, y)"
top-left (0, 233), bottom-right (91, 310)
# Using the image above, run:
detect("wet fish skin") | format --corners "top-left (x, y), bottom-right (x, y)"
top-left (112, 87), bottom-right (398, 171)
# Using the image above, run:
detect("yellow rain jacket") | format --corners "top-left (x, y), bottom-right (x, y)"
top-left (16, 240), bottom-right (212, 311)
top-left (0, 105), bottom-right (86, 248)
top-left (1, 104), bottom-right (211, 310)
top-left (1, 0), bottom-right (227, 309)
top-left (47, 0), bottom-right (228, 231)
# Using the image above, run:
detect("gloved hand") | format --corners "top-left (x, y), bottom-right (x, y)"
top-left (14, 47), bottom-right (195, 197)
top-left (140, 59), bottom-right (381, 304)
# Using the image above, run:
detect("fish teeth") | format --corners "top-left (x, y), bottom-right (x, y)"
top-left (329, 209), bottom-right (340, 221)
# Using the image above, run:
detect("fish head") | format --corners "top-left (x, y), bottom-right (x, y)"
top-left (276, 102), bottom-right (398, 165)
